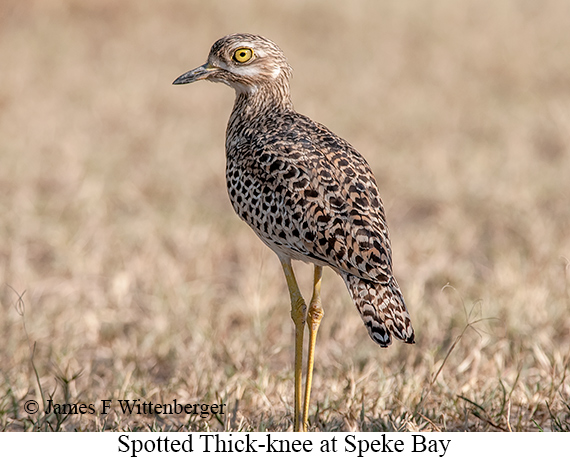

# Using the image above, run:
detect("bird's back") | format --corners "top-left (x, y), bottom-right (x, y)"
top-left (226, 108), bottom-right (415, 346)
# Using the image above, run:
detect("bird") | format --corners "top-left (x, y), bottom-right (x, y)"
top-left (173, 33), bottom-right (415, 432)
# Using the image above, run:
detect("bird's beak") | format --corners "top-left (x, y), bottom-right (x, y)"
top-left (172, 63), bottom-right (216, 85)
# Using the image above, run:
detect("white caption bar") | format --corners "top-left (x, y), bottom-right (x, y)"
top-left (1, 432), bottom-right (567, 457)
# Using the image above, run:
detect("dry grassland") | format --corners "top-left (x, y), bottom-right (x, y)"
top-left (1, 0), bottom-right (569, 431)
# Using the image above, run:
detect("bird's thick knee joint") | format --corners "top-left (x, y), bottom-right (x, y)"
top-left (290, 297), bottom-right (306, 327)
top-left (307, 304), bottom-right (324, 330)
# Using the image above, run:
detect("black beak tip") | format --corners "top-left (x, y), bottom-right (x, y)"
top-left (172, 76), bottom-right (189, 85)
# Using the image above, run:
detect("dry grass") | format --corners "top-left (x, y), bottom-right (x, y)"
top-left (1, 0), bottom-right (569, 432)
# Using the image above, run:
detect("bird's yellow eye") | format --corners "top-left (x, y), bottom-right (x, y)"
top-left (233, 47), bottom-right (254, 63)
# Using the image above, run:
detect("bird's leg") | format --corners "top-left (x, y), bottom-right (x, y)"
top-left (280, 259), bottom-right (307, 432)
top-left (302, 265), bottom-right (324, 432)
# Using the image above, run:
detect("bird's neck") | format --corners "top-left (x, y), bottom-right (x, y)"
top-left (226, 75), bottom-right (294, 154)
top-left (229, 78), bottom-right (294, 125)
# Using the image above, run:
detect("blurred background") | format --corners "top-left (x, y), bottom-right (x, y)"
top-left (1, 0), bottom-right (569, 431)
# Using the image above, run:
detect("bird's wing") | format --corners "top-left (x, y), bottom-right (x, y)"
top-left (245, 114), bottom-right (395, 283)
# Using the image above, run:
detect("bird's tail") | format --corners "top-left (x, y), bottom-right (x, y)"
top-left (341, 272), bottom-right (415, 347)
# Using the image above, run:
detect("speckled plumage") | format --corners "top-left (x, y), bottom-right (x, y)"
top-left (174, 33), bottom-right (414, 347)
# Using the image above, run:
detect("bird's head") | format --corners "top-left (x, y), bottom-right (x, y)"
top-left (173, 33), bottom-right (292, 95)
